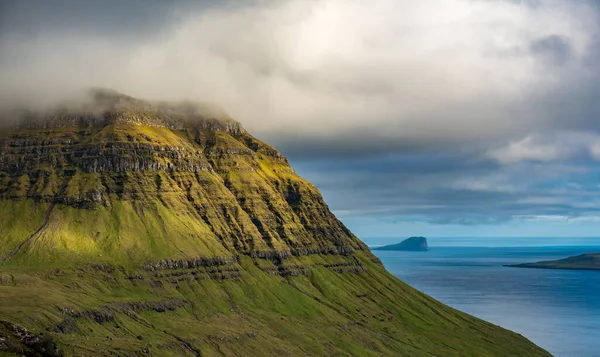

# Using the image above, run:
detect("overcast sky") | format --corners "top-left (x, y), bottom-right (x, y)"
top-left (1, 0), bottom-right (600, 238)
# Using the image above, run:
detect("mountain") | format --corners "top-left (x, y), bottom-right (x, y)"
top-left (374, 237), bottom-right (429, 251)
top-left (507, 253), bottom-right (600, 271)
top-left (0, 89), bottom-right (549, 356)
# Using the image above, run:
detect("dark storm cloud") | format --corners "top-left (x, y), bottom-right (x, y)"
top-left (291, 136), bottom-right (600, 225)
top-left (1, 0), bottom-right (600, 225)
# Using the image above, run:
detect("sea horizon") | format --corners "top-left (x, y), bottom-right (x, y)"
top-left (362, 236), bottom-right (600, 248)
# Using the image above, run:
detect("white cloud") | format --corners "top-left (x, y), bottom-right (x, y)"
top-left (486, 136), bottom-right (569, 164)
top-left (486, 131), bottom-right (600, 164)
top-left (0, 0), bottom-right (598, 145)
top-left (451, 175), bottom-right (518, 193)
top-left (567, 216), bottom-right (600, 222)
top-left (514, 215), bottom-right (570, 222)
top-left (588, 141), bottom-right (600, 160)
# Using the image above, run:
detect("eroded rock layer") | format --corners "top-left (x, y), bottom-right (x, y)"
top-left (0, 90), bottom-right (366, 264)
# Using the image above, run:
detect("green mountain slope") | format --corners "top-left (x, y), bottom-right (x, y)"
top-left (0, 90), bottom-right (550, 356)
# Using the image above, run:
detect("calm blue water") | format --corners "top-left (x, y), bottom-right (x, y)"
top-left (368, 238), bottom-right (600, 357)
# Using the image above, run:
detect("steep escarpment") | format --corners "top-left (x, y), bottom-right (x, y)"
top-left (0, 90), bottom-right (550, 356)
top-left (0, 90), bottom-right (363, 264)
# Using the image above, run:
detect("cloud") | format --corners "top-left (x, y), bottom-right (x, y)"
top-left (1, 0), bottom-right (600, 228)
top-left (293, 138), bottom-right (600, 226)
top-left (486, 136), bottom-right (570, 164)
top-left (588, 140), bottom-right (600, 160)
top-left (486, 133), bottom-right (600, 165)
top-left (530, 35), bottom-right (574, 66)
top-left (0, 0), bottom-right (599, 153)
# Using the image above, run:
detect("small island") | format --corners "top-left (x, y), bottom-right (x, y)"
top-left (506, 253), bottom-right (600, 271)
top-left (373, 237), bottom-right (429, 251)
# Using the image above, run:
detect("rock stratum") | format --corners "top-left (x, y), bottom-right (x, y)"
top-left (0, 89), bottom-right (550, 356)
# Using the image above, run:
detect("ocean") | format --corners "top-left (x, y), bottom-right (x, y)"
top-left (366, 238), bottom-right (600, 357)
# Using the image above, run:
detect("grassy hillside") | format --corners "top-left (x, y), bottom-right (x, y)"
top-left (0, 90), bottom-right (551, 356)
top-left (0, 249), bottom-right (550, 356)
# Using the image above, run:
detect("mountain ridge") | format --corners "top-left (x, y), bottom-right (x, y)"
top-left (0, 90), bottom-right (550, 356)
top-left (507, 253), bottom-right (600, 271)
top-left (0, 89), bottom-right (366, 266)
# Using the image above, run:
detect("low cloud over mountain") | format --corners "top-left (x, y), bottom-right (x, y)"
top-left (1, 0), bottom-right (600, 235)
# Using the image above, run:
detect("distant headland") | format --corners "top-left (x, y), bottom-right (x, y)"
top-left (506, 253), bottom-right (600, 271)
top-left (373, 237), bottom-right (429, 251)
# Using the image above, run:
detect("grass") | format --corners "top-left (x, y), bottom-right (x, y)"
top-left (0, 253), bottom-right (551, 356)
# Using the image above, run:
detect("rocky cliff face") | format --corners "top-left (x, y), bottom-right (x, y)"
top-left (0, 89), bottom-right (367, 264)
top-left (0, 90), bottom-right (550, 357)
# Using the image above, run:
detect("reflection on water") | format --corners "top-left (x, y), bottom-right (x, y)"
top-left (371, 241), bottom-right (600, 357)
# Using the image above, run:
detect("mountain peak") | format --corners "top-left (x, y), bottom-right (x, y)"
top-left (87, 87), bottom-right (133, 101)
top-left (11, 88), bottom-right (242, 134)
top-left (0, 96), bottom-right (354, 264)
